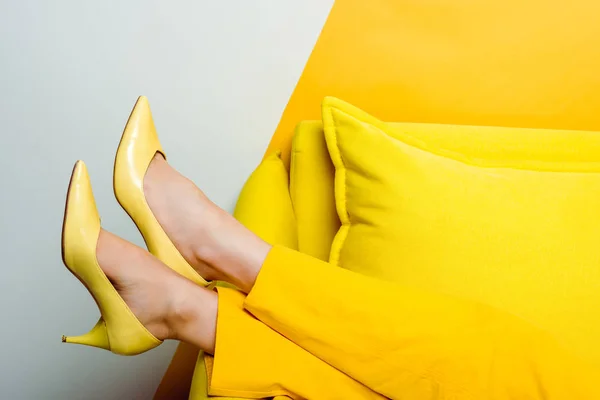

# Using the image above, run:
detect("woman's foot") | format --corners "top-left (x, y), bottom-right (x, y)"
top-left (143, 154), bottom-right (270, 291)
top-left (143, 154), bottom-right (223, 280)
top-left (96, 229), bottom-right (218, 352)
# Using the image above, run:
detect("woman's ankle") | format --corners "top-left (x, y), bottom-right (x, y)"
top-left (165, 278), bottom-right (218, 353)
top-left (190, 210), bottom-right (271, 292)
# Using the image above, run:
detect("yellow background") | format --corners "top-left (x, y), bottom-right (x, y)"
top-left (267, 0), bottom-right (600, 166)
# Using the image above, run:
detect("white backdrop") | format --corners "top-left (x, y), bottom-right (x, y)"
top-left (0, 1), bottom-right (333, 398)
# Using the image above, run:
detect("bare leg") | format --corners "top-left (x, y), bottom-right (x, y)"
top-left (144, 154), bottom-right (268, 291)
top-left (91, 153), bottom-right (269, 353)
top-left (96, 229), bottom-right (218, 353)
top-left (97, 230), bottom-right (381, 399)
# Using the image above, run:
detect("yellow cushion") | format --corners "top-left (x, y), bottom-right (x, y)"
top-left (290, 121), bottom-right (339, 260)
top-left (322, 96), bottom-right (600, 365)
top-left (233, 151), bottom-right (297, 250)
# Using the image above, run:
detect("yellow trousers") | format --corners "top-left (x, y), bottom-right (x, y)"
top-left (205, 246), bottom-right (600, 399)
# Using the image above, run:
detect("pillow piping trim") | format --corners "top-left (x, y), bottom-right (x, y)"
top-left (323, 98), bottom-right (600, 174)
top-left (322, 99), bottom-right (351, 267)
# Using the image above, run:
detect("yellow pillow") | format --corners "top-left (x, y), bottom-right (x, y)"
top-left (322, 96), bottom-right (600, 366)
top-left (233, 151), bottom-right (297, 250)
top-left (290, 121), bottom-right (340, 260)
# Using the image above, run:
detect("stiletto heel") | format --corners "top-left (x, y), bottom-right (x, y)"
top-left (62, 318), bottom-right (109, 349)
top-left (113, 96), bottom-right (208, 286)
top-left (61, 161), bottom-right (162, 355)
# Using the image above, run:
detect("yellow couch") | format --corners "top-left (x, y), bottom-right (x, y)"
top-left (183, 103), bottom-right (600, 397)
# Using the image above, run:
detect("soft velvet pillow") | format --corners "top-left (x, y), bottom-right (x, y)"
top-left (290, 121), bottom-right (340, 261)
top-left (233, 151), bottom-right (297, 250)
top-left (322, 96), bottom-right (600, 365)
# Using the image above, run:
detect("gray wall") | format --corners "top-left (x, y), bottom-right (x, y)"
top-left (0, 1), bottom-right (332, 398)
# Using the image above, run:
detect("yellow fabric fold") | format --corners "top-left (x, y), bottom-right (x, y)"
top-left (207, 287), bottom-right (382, 399)
top-left (246, 246), bottom-right (600, 399)
top-left (233, 151), bottom-right (298, 250)
top-left (290, 121), bottom-right (339, 260)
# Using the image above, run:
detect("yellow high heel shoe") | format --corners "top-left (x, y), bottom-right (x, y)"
top-left (113, 96), bottom-right (208, 286)
top-left (61, 161), bottom-right (162, 355)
